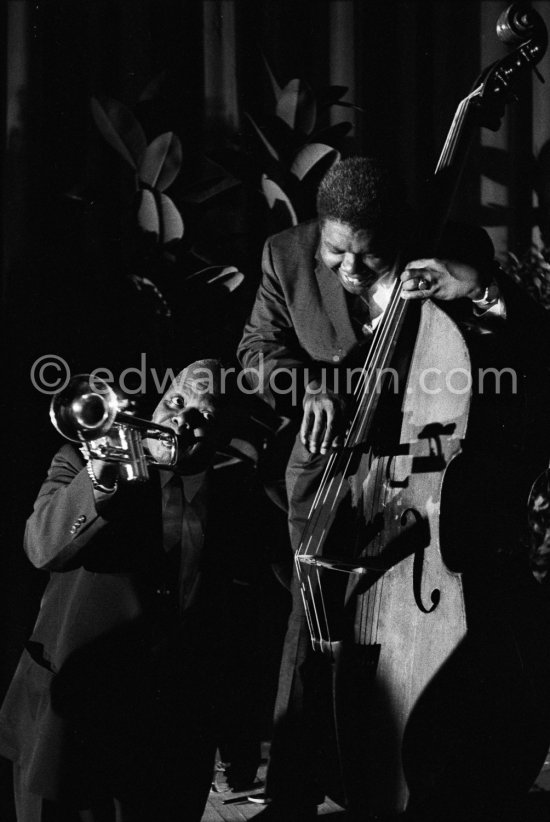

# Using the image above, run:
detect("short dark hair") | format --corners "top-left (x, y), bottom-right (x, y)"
top-left (316, 156), bottom-right (407, 233)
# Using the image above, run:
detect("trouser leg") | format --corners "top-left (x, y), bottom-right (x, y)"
top-left (265, 568), bottom-right (336, 806)
top-left (265, 440), bottom-right (336, 806)
top-left (12, 763), bottom-right (45, 822)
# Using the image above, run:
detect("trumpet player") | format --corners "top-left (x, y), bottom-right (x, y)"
top-left (0, 359), bottom-right (226, 822)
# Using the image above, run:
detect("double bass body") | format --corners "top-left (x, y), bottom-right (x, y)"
top-left (327, 300), bottom-right (470, 815)
top-left (309, 296), bottom-right (550, 818)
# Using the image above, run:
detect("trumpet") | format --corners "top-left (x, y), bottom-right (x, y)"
top-left (50, 374), bottom-right (178, 482)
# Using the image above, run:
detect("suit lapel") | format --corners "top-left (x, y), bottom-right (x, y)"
top-left (314, 253), bottom-right (358, 350)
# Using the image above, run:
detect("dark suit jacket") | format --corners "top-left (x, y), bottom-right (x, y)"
top-left (238, 221), bottom-right (363, 417)
top-left (0, 444), bottom-right (211, 803)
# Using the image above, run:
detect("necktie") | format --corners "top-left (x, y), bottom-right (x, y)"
top-left (179, 491), bottom-right (205, 609)
top-left (162, 473), bottom-right (184, 553)
top-left (161, 472), bottom-right (206, 610)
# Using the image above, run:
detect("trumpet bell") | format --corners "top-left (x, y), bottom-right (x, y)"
top-left (50, 375), bottom-right (119, 442)
top-left (50, 374), bottom-right (178, 481)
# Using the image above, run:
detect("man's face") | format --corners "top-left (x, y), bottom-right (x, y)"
top-left (319, 219), bottom-right (398, 296)
top-left (152, 374), bottom-right (220, 475)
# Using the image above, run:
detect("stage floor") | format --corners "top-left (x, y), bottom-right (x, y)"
top-left (202, 742), bottom-right (345, 821)
top-left (202, 745), bottom-right (550, 821)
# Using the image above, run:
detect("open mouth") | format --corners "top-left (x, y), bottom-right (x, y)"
top-left (178, 431), bottom-right (196, 449)
top-left (340, 271), bottom-right (374, 289)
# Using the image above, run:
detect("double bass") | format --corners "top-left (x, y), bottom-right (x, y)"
top-left (295, 4), bottom-right (549, 818)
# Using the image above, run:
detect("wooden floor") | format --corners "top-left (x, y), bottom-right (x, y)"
top-left (201, 745), bottom-right (550, 822)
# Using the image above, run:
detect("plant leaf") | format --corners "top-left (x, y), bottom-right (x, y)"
top-left (128, 274), bottom-right (172, 319)
top-left (159, 193), bottom-right (184, 244)
top-left (188, 265), bottom-right (244, 293)
top-left (331, 100), bottom-right (365, 112)
top-left (180, 174), bottom-right (241, 204)
top-left (179, 157), bottom-right (241, 204)
top-left (290, 143), bottom-right (340, 181)
top-left (276, 79), bottom-right (316, 135)
top-left (257, 115), bottom-right (302, 166)
top-left (261, 174), bottom-right (298, 226)
top-left (139, 133), bottom-right (182, 191)
top-left (321, 85), bottom-right (349, 105)
top-left (139, 70), bottom-right (167, 102)
top-left (309, 122), bottom-right (353, 146)
top-left (245, 113), bottom-right (280, 161)
top-left (207, 265), bottom-right (244, 293)
top-left (136, 190), bottom-right (184, 244)
top-left (137, 189), bottom-right (159, 237)
top-left (90, 97), bottom-right (147, 168)
top-left (261, 53), bottom-right (282, 100)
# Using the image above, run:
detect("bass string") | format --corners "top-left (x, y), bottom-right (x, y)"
top-left (347, 281), bottom-right (407, 442)
top-left (351, 284), bottom-right (413, 646)
top-left (435, 94), bottom-right (470, 174)
top-left (347, 91), bottom-right (478, 445)
top-left (295, 449), bottom-right (340, 646)
top-left (299, 272), bottom-right (405, 551)
top-left (354, 98), bottom-right (469, 646)
top-left (354, 94), bottom-right (478, 650)
top-left (359, 455), bottom-right (385, 647)
top-left (296, 240), bottom-right (434, 643)
top-left (296, 284), bottom-right (408, 647)
top-left (296, 278), bottom-right (408, 644)
top-left (314, 276), bottom-right (406, 510)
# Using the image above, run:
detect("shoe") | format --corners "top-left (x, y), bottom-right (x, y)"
top-left (226, 764), bottom-right (261, 792)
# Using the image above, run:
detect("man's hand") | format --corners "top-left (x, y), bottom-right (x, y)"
top-left (400, 258), bottom-right (486, 301)
top-left (300, 379), bottom-right (346, 455)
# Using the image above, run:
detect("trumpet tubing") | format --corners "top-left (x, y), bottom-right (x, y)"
top-left (50, 375), bottom-right (178, 481)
